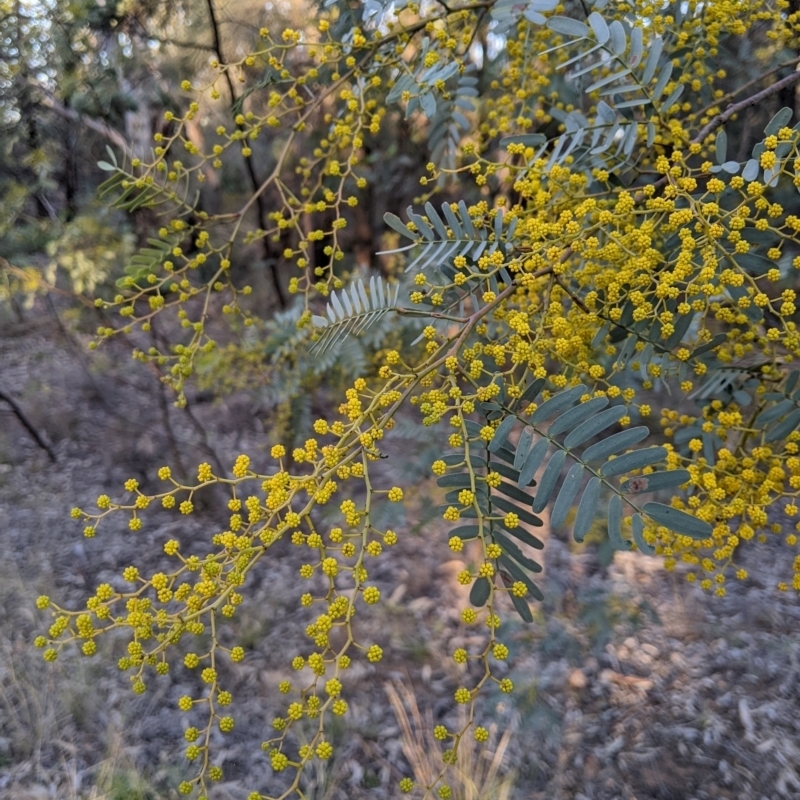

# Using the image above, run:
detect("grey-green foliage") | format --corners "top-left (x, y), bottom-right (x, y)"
top-left (238, 304), bottom-right (338, 412)
top-left (381, 200), bottom-right (518, 286)
top-left (385, 37), bottom-right (463, 120)
top-left (756, 370), bottom-right (800, 444)
top-left (491, 0), bottom-right (559, 33)
top-left (437, 424), bottom-right (545, 624)
top-left (491, 8), bottom-right (681, 174)
top-left (98, 146), bottom-right (196, 217)
top-left (324, 0), bottom-right (408, 25)
top-left (485, 380), bottom-right (711, 557)
top-left (428, 71), bottom-right (478, 182)
top-left (311, 275), bottom-right (400, 354)
top-left (434, 375), bottom-right (712, 625)
top-left (116, 233), bottom-right (183, 289)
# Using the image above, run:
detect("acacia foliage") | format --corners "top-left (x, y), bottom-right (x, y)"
top-left (31, 0), bottom-right (800, 797)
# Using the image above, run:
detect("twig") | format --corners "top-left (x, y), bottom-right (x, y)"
top-left (204, 0), bottom-right (287, 308)
top-left (694, 55), bottom-right (800, 120)
top-left (637, 67), bottom-right (800, 201)
top-left (554, 274), bottom-right (589, 314)
top-left (445, 282), bottom-right (518, 358)
top-left (45, 295), bottom-right (108, 404)
top-left (693, 68), bottom-right (800, 146)
top-left (396, 308), bottom-right (469, 323)
top-left (129, 17), bottom-right (217, 51)
top-left (182, 398), bottom-right (228, 479)
top-left (152, 366), bottom-right (189, 479)
top-left (148, 322), bottom-right (226, 477)
top-left (36, 90), bottom-right (134, 161)
top-left (0, 389), bottom-right (57, 463)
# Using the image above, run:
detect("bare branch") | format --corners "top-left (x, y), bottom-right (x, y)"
top-left (694, 68), bottom-right (800, 146)
top-left (36, 90), bottom-right (135, 161)
top-left (0, 389), bottom-right (57, 463)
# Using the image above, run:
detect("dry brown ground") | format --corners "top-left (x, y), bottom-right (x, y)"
top-left (2, 308), bottom-right (800, 800)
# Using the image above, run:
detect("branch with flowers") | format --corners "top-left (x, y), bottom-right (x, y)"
top-left (31, 0), bottom-right (800, 797)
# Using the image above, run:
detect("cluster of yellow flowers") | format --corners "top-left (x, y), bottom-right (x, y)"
top-left (37, 0), bottom-right (800, 796)
top-left (44, 349), bottom-right (527, 797)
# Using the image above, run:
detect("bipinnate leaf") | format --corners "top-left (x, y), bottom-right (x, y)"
top-left (519, 376), bottom-right (545, 406)
top-left (489, 415), bottom-right (517, 452)
top-left (765, 107), bottom-right (793, 137)
top-left (599, 446), bottom-right (667, 478)
top-left (499, 555), bottom-right (544, 600)
top-left (549, 396), bottom-right (609, 437)
top-left (498, 524), bottom-right (544, 550)
top-left (608, 19), bottom-right (626, 55)
top-left (587, 11), bottom-right (610, 44)
top-left (641, 35), bottom-right (662, 83)
top-left (500, 133), bottom-right (547, 149)
top-left (493, 530), bottom-right (542, 570)
top-left (494, 480), bottom-right (536, 506)
top-left (514, 427), bottom-right (535, 470)
top-left (510, 591), bottom-right (534, 622)
top-left (492, 496), bottom-right (545, 529)
top-left (406, 209), bottom-right (435, 240)
top-left (629, 25), bottom-right (643, 67)
top-left (488, 460), bottom-right (521, 484)
top-left (547, 15), bottom-right (589, 37)
top-left (690, 333), bottom-right (728, 360)
top-left (449, 524), bottom-right (480, 540)
top-left (620, 469), bottom-right (690, 494)
top-left (531, 384), bottom-right (587, 423)
top-left (312, 277), bottom-right (399, 354)
top-left (581, 426), bottom-right (649, 463)
top-left (758, 399), bottom-right (794, 425)
top-left (384, 212), bottom-right (417, 240)
top-left (424, 202), bottom-right (448, 239)
top-left (765, 408), bottom-right (800, 443)
top-left (437, 473), bottom-right (475, 488)
top-left (518, 437), bottom-right (549, 488)
top-left (715, 130), bottom-right (727, 164)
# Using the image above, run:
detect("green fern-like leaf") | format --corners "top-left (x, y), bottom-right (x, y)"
top-left (117, 235), bottom-right (180, 289)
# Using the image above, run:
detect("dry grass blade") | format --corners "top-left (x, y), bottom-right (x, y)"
top-left (385, 680), bottom-right (515, 800)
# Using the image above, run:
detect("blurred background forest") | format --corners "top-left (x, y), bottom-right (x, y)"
top-left (3, 1), bottom-right (800, 799)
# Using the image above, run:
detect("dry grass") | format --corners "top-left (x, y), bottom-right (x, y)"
top-left (386, 681), bottom-right (515, 800)
top-left (0, 564), bottom-right (162, 800)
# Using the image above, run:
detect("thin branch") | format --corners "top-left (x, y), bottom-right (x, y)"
top-left (635, 68), bottom-right (800, 202)
top-left (233, 0), bottom-right (498, 223)
top-left (693, 68), bottom-right (800, 146)
top-left (149, 321), bottom-right (226, 478)
top-left (152, 366), bottom-right (189, 479)
top-left (0, 389), bottom-right (57, 463)
top-left (204, 0), bottom-right (287, 307)
top-left (36, 89), bottom-right (134, 161)
top-left (554, 274), bottom-right (589, 314)
top-left (694, 55), bottom-right (800, 120)
top-left (182, 399), bottom-right (228, 479)
top-left (129, 18), bottom-right (217, 51)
